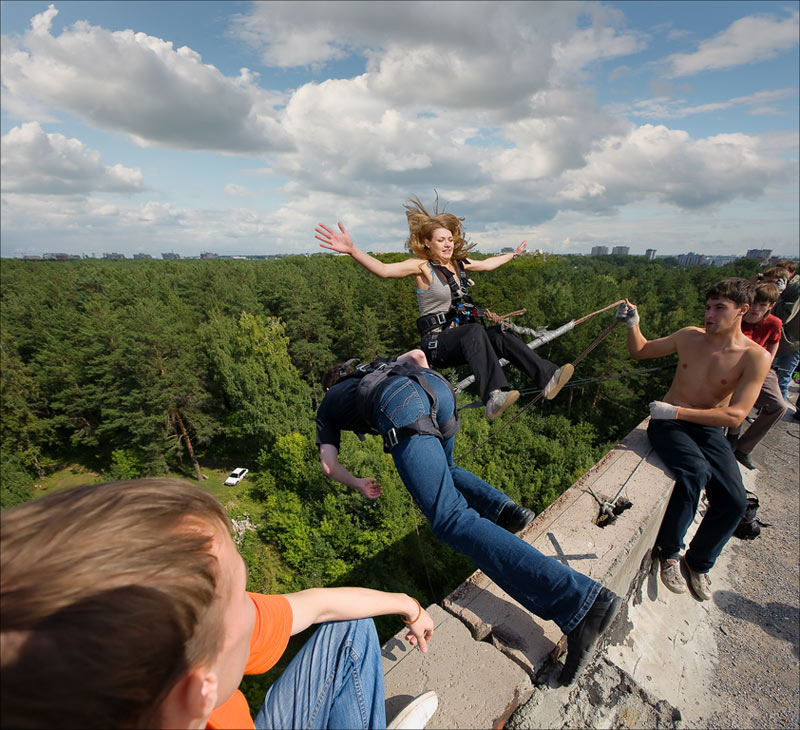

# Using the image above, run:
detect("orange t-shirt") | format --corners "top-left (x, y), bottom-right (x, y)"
top-left (207, 593), bottom-right (293, 730)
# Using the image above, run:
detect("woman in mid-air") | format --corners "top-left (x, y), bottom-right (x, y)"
top-left (315, 196), bottom-right (573, 419)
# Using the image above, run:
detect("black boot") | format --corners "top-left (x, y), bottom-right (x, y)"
top-left (496, 502), bottom-right (535, 533)
top-left (560, 586), bottom-right (622, 685)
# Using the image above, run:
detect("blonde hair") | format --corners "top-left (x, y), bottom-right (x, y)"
top-left (404, 193), bottom-right (476, 262)
top-left (1, 478), bottom-right (231, 729)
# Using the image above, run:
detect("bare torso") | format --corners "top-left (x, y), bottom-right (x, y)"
top-left (664, 327), bottom-right (765, 409)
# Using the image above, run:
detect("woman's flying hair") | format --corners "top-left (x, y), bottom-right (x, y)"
top-left (404, 192), bottom-right (476, 262)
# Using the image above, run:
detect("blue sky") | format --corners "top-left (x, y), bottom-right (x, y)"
top-left (1, 1), bottom-right (797, 258)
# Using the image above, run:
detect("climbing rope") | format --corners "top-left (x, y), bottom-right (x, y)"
top-left (459, 316), bottom-right (624, 458)
top-left (457, 365), bottom-right (675, 410)
top-left (454, 300), bottom-right (625, 393)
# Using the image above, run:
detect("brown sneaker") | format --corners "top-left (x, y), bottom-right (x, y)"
top-left (485, 389), bottom-right (519, 419)
top-left (543, 364), bottom-right (574, 400)
top-left (683, 558), bottom-right (712, 601)
top-left (660, 557), bottom-right (687, 594)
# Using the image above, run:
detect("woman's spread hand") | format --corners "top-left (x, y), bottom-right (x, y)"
top-left (315, 222), bottom-right (354, 254)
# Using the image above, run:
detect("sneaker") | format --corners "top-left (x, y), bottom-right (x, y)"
top-left (485, 389), bottom-right (519, 419)
top-left (660, 557), bottom-right (687, 594)
top-left (734, 449), bottom-right (756, 470)
top-left (543, 364), bottom-right (574, 400)
top-left (387, 691), bottom-right (439, 730)
top-left (497, 502), bottom-right (535, 533)
top-left (560, 586), bottom-right (622, 685)
top-left (683, 558), bottom-right (712, 601)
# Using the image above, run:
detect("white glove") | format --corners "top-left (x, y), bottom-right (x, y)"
top-left (616, 302), bottom-right (639, 328)
top-left (649, 401), bottom-right (680, 420)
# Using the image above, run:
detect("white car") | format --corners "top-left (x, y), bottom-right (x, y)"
top-left (224, 467), bottom-right (249, 486)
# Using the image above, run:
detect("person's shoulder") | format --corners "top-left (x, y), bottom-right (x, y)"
top-left (764, 313), bottom-right (782, 328)
top-left (742, 336), bottom-right (772, 365)
top-left (674, 326), bottom-right (704, 340)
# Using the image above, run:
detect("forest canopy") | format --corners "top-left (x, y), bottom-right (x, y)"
top-left (0, 252), bottom-right (759, 709)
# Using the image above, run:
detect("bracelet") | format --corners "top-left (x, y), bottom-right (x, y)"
top-left (403, 597), bottom-right (422, 625)
top-left (675, 406), bottom-right (681, 420)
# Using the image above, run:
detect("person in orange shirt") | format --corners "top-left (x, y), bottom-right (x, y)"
top-left (0, 478), bottom-right (438, 729)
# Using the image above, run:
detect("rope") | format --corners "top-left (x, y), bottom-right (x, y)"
top-left (458, 318), bottom-right (623, 458)
top-left (457, 365), bottom-right (676, 410)
top-left (454, 299), bottom-right (624, 393)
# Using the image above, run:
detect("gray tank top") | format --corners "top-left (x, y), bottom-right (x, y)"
top-left (416, 263), bottom-right (452, 316)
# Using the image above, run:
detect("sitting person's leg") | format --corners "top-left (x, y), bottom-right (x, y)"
top-left (735, 370), bottom-right (788, 463)
top-left (255, 619), bottom-right (385, 730)
top-left (648, 419), bottom-right (711, 562)
top-left (684, 426), bottom-right (748, 574)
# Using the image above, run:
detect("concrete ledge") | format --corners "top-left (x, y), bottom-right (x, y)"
top-left (382, 604), bottom-right (533, 729)
top-left (443, 418), bottom-right (676, 677)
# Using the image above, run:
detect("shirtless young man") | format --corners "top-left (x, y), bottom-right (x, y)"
top-left (617, 278), bottom-right (771, 600)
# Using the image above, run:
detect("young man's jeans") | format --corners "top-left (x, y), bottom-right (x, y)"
top-left (423, 323), bottom-right (557, 404)
top-left (648, 419), bottom-right (748, 574)
top-left (375, 373), bottom-right (601, 634)
top-left (255, 619), bottom-right (385, 729)
top-left (773, 350), bottom-right (800, 400)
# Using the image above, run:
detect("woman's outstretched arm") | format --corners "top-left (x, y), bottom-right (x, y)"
top-left (316, 222), bottom-right (424, 279)
top-left (465, 241), bottom-right (526, 272)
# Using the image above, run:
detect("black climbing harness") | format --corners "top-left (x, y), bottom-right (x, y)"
top-left (416, 261), bottom-right (486, 351)
top-left (340, 358), bottom-right (460, 452)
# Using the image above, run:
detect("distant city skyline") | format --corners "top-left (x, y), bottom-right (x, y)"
top-left (2, 1), bottom-right (798, 259)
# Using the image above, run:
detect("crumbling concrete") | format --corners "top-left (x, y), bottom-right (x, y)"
top-left (382, 605), bottom-right (533, 729)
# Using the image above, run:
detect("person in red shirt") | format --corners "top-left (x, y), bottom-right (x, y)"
top-left (0, 478), bottom-right (438, 730)
top-left (727, 282), bottom-right (788, 469)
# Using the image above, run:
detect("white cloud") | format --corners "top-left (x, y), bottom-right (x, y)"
top-left (224, 183), bottom-right (252, 198)
top-left (1, 5), bottom-right (293, 155)
top-left (664, 10), bottom-right (799, 77)
top-left (1, 122), bottom-right (144, 194)
top-left (617, 88), bottom-right (796, 120)
top-left (556, 125), bottom-right (792, 210)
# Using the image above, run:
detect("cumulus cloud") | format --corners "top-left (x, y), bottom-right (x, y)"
top-left (664, 10), bottom-right (799, 77)
top-left (556, 125), bottom-right (792, 210)
top-left (230, 1), bottom-right (641, 116)
top-left (1, 4), bottom-right (293, 155)
top-left (1, 122), bottom-right (144, 194)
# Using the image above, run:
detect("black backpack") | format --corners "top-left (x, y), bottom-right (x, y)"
top-left (733, 491), bottom-right (768, 540)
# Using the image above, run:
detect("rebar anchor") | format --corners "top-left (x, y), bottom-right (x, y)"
top-left (587, 448), bottom-right (652, 527)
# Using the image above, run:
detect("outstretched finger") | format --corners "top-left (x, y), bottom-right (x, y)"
top-left (316, 223), bottom-right (334, 235)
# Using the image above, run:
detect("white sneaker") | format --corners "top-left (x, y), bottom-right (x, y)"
top-left (543, 364), bottom-right (574, 400)
top-left (387, 691), bottom-right (439, 730)
top-left (485, 389), bottom-right (519, 420)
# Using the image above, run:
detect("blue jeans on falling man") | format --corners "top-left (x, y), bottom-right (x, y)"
top-left (255, 619), bottom-right (385, 729)
top-left (648, 418), bottom-right (747, 574)
top-left (375, 373), bottom-right (601, 634)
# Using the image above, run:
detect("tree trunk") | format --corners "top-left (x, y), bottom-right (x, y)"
top-left (173, 408), bottom-right (205, 481)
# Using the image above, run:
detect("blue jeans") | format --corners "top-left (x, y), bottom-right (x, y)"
top-left (255, 619), bottom-right (385, 729)
top-left (773, 350), bottom-right (800, 400)
top-left (375, 373), bottom-right (601, 634)
top-left (648, 419), bottom-right (747, 574)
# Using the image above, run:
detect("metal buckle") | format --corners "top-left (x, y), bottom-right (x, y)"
top-left (435, 312), bottom-right (447, 325)
top-left (386, 428), bottom-right (399, 449)
top-left (427, 339), bottom-right (438, 349)
top-left (375, 362), bottom-right (387, 371)
top-left (356, 363), bottom-right (369, 373)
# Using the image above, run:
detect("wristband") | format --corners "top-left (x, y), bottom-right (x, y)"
top-left (403, 597), bottom-right (422, 625)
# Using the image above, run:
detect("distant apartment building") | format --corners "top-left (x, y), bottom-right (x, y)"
top-left (23, 255), bottom-right (43, 260)
top-left (43, 252), bottom-right (80, 261)
top-left (200, 252), bottom-right (219, 259)
top-left (677, 252), bottom-right (705, 267)
top-left (133, 253), bottom-right (152, 260)
top-left (645, 249), bottom-right (657, 260)
top-left (162, 252), bottom-right (181, 260)
top-left (745, 248), bottom-right (772, 263)
top-left (591, 246), bottom-right (609, 256)
top-left (611, 246), bottom-right (630, 255)
top-left (705, 255), bottom-right (738, 267)
top-left (103, 252), bottom-right (125, 260)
